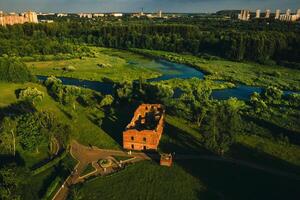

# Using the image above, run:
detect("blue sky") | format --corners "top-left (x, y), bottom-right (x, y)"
top-left (0, 0), bottom-right (299, 13)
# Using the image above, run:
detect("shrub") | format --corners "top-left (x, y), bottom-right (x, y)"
top-left (18, 87), bottom-right (44, 105)
top-left (32, 151), bottom-right (68, 175)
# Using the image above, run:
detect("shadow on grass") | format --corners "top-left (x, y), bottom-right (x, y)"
top-left (230, 143), bottom-right (300, 176)
top-left (101, 104), bottom-right (137, 146)
top-left (159, 122), bottom-right (211, 155)
top-left (0, 101), bottom-right (36, 120)
top-left (0, 152), bottom-right (25, 167)
top-left (171, 139), bottom-right (300, 200)
top-left (244, 115), bottom-right (300, 145)
top-left (176, 156), bottom-right (300, 200)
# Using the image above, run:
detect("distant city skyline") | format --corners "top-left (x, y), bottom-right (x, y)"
top-left (0, 0), bottom-right (299, 13)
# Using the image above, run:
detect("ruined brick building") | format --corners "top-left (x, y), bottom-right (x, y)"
top-left (0, 11), bottom-right (38, 26)
top-left (123, 104), bottom-right (165, 151)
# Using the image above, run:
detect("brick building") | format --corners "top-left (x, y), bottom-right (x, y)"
top-left (160, 153), bottom-right (173, 167)
top-left (123, 104), bottom-right (165, 151)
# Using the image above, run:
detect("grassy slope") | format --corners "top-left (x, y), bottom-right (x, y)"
top-left (0, 82), bottom-right (119, 150)
top-left (133, 49), bottom-right (300, 91)
top-left (78, 115), bottom-right (300, 200)
top-left (26, 48), bottom-right (161, 82)
top-left (79, 161), bottom-right (215, 200)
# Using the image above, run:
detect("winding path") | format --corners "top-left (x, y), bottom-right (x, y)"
top-left (52, 140), bottom-right (300, 200)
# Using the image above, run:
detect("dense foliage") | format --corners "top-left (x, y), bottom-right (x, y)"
top-left (0, 57), bottom-right (34, 82)
top-left (0, 21), bottom-right (299, 66)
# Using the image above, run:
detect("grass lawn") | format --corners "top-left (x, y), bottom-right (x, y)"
top-left (133, 49), bottom-right (300, 91)
top-left (77, 159), bottom-right (300, 200)
top-left (78, 161), bottom-right (215, 200)
top-left (232, 134), bottom-right (300, 175)
top-left (81, 163), bottom-right (96, 176)
top-left (26, 47), bottom-right (161, 82)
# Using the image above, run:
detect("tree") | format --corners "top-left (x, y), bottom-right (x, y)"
top-left (18, 87), bottom-right (44, 105)
top-left (0, 57), bottom-right (34, 83)
top-left (0, 164), bottom-right (26, 200)
top-left (261, 86), bottom-right (283, 104)
top-left (250, 92), bottom-right (268, 114)
top-left (202, 104), bottom-right (235, 155)
top-left (115, 81), bottom-right (133, 102)
top-left (0, 118), bottom-right (17, 156)
top-left (100, 95), bottom-right (114, 107)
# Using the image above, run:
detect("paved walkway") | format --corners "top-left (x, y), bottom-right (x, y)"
top-left (52, 141), bottom-right (150, 200)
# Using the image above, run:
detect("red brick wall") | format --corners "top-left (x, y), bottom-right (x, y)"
top-left (123, 104), bottom-right (165, 151)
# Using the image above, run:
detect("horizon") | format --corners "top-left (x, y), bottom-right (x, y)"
top-left (0, 0), bottom-right (299, 13)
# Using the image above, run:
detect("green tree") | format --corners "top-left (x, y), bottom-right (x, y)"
top-left (18, 87), bottom-right (44, 105)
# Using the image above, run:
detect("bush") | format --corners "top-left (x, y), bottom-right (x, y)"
top-left (32, 151), bottom-right (68, 175)
top-left (41, 177), bottom-right (61, 200)
top-left (18, 87), bottom-right (44, 105)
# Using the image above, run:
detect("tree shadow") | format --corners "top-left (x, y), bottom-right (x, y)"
top-left (244, 115), bottom-right (300, 145)
top-left (230, 143), bottom-right (300, 175)
top-left (101, 104), bottom-right (137, 146)
top-left (0, 101), bottom-right (36, 120)
top-left (175, 142), bottom-right (300, 200)
top-left (0, 151), bottom-right (25, 167)
top-left (159, 122), bottom-right (211, 155)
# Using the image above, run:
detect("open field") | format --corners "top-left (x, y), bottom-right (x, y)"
top-left (132, 49), bottom-right (300, 91)
top-left (26, 48), bottom-right (161, 82)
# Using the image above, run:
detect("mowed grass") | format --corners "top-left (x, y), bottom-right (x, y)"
top-left (78, 161), bottom-right (215, 200)
top-left (231, 134), bottom-right (300, 175)
top-left (78, 159), bottom-right (300, 200)
top-left (26, 48), bottom-right (161, 82)
top-left (236, 135), bottom-right (300, 166)
top-left (134, 49), bottom-right (300, 91)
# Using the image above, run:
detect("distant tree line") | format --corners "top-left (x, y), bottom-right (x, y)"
top-left (0, 22), bottom-right (299, 66)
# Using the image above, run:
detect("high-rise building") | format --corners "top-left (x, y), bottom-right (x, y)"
top-left (265, 9), bottom-right (271, 18)
top-left (158, 10), bottom-right (162, 18)
top-left (275, 9), bottom-right (280, 19)
top-left (238, 10), bottom-right (250, 21)
top-left (297, 9), bottom-right (300, 17)
top-left (0, 11), bottom-right (38, 26)
top-left (279, 9), bottom-right (300, 22)
top-left (256, 9), bottom-right (261, 18)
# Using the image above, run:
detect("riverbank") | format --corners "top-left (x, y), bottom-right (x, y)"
top-left (131, 48), bottom-right (300, 91)
top-left (26, 47), bottom-right (161, 83)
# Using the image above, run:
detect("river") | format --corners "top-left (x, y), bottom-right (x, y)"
top-left (37, 59), bottom-right (298, 101)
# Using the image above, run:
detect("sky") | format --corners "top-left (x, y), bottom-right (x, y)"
top-left (0, 0), bottom-right (299, 13)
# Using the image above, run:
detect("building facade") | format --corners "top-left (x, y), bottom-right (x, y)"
top-left (265, 9), bottom-right (271, 18)
top-left (255, 9), bottom-right (261, 18)
top-left (160, 154), bottom-right (173, 167)
top-left (279, 9), bottom-right (300, 22)
top-left (275, 9), bottom-right (281, 19)
top-left (238, 10), bottom-right (250, 21)
top-left (0, 11), bottom-right (38, 26)
top-left (123, 104), bottom-right (165, 151)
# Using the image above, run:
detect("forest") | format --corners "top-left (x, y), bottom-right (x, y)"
top-left (0, 20), bottom-right (299, 67)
